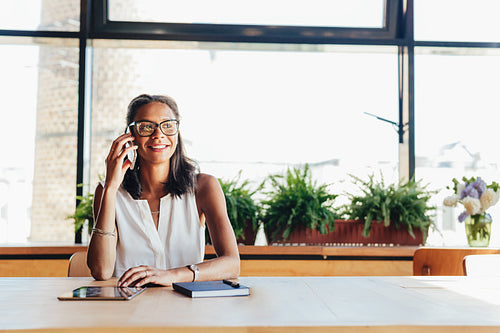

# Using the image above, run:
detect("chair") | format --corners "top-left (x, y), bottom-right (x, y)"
top-left (68, 251), bottom-right (92, 277)
top-left (413, 248), bottom-right (500, 276)
top-left (463, 254), bottom-right (500, 277)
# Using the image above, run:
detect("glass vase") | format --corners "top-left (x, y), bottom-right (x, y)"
top-left (464, 213), bottom-right (492, 247)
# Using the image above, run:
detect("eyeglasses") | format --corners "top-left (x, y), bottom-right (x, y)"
top-left (128, 119), bottom-right (180, 137)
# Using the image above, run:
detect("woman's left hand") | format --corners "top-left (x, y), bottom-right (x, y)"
top-left (117, 265), bottom-right (167, 287)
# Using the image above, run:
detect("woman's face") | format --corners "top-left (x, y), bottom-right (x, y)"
top-left (131, 101), bottom-right (179, 165)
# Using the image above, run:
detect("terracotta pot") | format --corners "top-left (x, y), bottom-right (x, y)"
top-left (206, 221), bottom-right (257, 246)
top-left (236, 223), bottom-right (257, 245)
top-left (270, 219), bottom-right (425, 246)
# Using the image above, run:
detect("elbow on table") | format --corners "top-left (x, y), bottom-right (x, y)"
top-left (88, 262), bottom-right (114, 281)
top-left (229, 255), bottom-right (241, 278)
top-left (91, 268), bottom-right (114, 281)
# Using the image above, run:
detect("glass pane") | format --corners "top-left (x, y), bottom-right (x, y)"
top-left (109, 0), bottom-right (385, 28)
top-left (0, 0), bottom-right (80, 31)
top-left (415, 0), bottom-right (500, 42)
top-left (415, 47), bottom-right (500, 247)
top-left (90, 40), bottom-right (398, 210)
top-left (0, 37), bottom-right (79, 243)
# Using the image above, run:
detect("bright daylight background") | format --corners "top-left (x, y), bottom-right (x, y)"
top-left (1, 0), bottom-right (500, 246)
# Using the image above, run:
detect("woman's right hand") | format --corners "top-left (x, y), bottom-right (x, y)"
top-left (104, 133), bottom-right (137, 191)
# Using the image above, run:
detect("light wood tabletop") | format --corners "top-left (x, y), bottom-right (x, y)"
top-left (1, 276), bottom-right (499, 332)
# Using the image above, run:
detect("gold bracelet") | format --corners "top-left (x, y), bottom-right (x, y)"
top-left (91, 228), bottom-right (116, 237)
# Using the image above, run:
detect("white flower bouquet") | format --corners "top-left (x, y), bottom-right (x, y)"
top-left (443, 177), bottom-right (500, 222)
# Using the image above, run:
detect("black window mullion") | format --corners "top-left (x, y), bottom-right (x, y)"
top-left (397, 0), bottom-right (415, 181)
top-left (75, 0), bottom-right (92, 243)
top-left (0, 29), bottom-right (79, 38)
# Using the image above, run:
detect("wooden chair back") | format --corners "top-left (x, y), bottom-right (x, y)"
top-left (68, 251), bottom-right (92, 277)
top-left (413, 247), bottom-right (500, 276)
top-left (463, 254), bottom-right (500, 277)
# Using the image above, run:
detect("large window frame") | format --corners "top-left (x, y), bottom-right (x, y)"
top-left (0, 0), bottom-right (410, 242)
top-left (3, 0), bottom-right (499, 242)
top-left (87, 0), bottom-right (414, 180)
top-left (91, 0), bottom-right (402, 43)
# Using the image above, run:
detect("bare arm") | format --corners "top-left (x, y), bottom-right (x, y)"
top-left (194, 173), bottom-right (241, 279)
top-left (86, 183), bottom-right (118, 280)
top-left (87, 132), bottom-right (137, 280)
top-left (117, 174), bottom-right (240, 287)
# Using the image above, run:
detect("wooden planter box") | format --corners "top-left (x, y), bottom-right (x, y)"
top-left (270, 219), bottom-right (425, 246)
top-left (236, 223), bottom-right (258, 245)
top-left (207, 221), bottom-right (257, 246)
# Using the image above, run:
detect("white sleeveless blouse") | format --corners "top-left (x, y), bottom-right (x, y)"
top-left (113, 184), bottom-right (205, 277)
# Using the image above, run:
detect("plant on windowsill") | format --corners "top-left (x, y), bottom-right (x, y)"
top-left (67, 189), bottom-right (94, 237)
top-left (260, 164), bottom-right (338, 244)
top-left (68, 176), bottom-right (105, 242)
top-left (206, 172), bottom-right (261, 245)
top-left (338, 174), bottom-right (436, 245)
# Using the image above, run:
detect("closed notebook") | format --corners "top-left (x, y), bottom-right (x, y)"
top-left (172, 280), bottom-right (250, 298)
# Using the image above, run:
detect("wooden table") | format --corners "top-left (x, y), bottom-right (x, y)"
top-left (1, 276), bottom-right (499, 332)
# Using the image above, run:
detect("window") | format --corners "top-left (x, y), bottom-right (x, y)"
top-left (415, 0), bottom-right (500, 42)
top-left (0, 37), bottom-right (79, 242)
top-left (2, 0), bottom-right (500, 246)
top-left (0, 0), bottom-right (80, 31)
top-left (94, 0), bottom-right (400, 42)
top-left (108, 0), bottom-right (385, 28)
top-left (89, 41), bottom-right (399, 201)
top-left (415, 47), bottom-right (500, 246)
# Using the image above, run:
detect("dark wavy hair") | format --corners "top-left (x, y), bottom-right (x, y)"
top-left (122, 94), bottom-right (198, 199)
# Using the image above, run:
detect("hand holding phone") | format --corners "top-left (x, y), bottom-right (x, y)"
top-left (125, 126), bottom-right (137, 170)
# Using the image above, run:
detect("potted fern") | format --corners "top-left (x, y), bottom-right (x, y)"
top-left (67, 191), bottom-right (94, 241)
top-left (338, 174), bottom-right (436, 245)
top-left (260, 164), bottom-right (338, 244)
top-left (206, 172), bottom-right (261, 245)
top-left (67, 178), bottom-right (103, 243)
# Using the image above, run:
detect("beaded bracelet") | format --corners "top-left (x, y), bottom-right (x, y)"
top-left (91, 227), bottom-right (117, 237)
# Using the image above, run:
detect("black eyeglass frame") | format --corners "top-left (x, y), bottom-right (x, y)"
top-left (127, 119), bottom-right (180, 137)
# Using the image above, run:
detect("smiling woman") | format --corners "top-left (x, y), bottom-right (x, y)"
top-left (123, 96), bottom-right (184, 200)
top-left (86, 93), bottom-right (240, 287)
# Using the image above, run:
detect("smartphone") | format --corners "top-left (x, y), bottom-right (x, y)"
top-left (125, 125), bottom-right (137, 169)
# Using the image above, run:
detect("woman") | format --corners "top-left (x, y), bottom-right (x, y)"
top-left (87, 94), bottom-right (240, 287)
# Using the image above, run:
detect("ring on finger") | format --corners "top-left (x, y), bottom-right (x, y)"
top-left (145, 270), bottom-right (148, 277)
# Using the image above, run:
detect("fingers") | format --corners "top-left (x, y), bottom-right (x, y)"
top-left (107, 133), bottom-right (135, 160)
top-left (117, 266), bottom-right (144, 287)
top-left (117, 287), bottom-right (135, 298)
top-left (122, 141), bottom-right (138, 157)
top-left (104, 133), bottom-right (137, 189)
top-left (119, 144), bottom-right (138, 171)
top-left (117, 265), bottom-right (152, 287)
